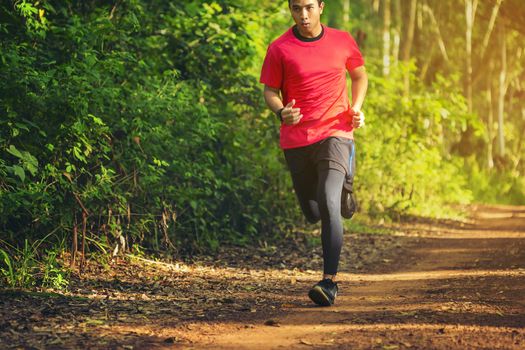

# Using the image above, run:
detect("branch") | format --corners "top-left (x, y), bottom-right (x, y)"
top-left (72, 191), bottom-right (90, 216)
top-left (109, 0), bottom-right (121, 20)
top-left (480, 0), bottom-right (504, 60)
top-left (421, 3), bottom-right (449, 62)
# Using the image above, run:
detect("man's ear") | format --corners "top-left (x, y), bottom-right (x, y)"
top-left (319, 2), bottom-right (324, 14)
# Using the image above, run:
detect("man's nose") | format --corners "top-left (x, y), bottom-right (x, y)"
top-left (301, 9), bottom-right (308, 19)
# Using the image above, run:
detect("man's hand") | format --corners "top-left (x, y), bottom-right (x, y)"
top-left (351, 108), bottom-right (365, 129)
top-left (281, 99), bottom-right (303, 125)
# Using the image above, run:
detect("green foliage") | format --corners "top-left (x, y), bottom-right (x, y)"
top-left (356, 60), bottom-right (473, 218)
top-left (0, 237), bottom-right (69, 290)
top-left (41, 248), bottom-right (69, 290)
top-left (0, 239), bottom-right (38, 288)
top-left (0, 248), bottom-right (16, 287)
top-left (0, 0), bottom-right (300, 269)
top-left (465, 158), bottom-right (525, 205)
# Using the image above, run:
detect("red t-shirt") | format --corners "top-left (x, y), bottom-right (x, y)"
top-left (260, 25), bottom-right (364, 149)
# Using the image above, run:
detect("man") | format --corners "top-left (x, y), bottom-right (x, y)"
top-left (259, 0), bottom-right (368, 306)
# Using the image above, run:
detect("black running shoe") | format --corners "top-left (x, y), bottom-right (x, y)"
top-left (341, 185), bottom-right (358, 219)
top-left (308, 278), bottom-right (338, 306)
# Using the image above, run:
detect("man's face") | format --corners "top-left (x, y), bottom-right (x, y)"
top-left (289, 0), bottom-right (324, 37)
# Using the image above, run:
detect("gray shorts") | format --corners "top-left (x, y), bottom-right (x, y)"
top-left (283, 137), bottom-right (355, 186)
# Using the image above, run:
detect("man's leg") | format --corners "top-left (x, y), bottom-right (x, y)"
top-left (284, 147), bottom-right (321, 223)
top-left (306, 165), bottom-right (344, 306)
top-left (289, 170), bottom-right (321, 224)
top-left (316, 164), bottom-right (345, 280)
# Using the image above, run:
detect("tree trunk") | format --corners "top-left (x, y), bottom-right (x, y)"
top-left (497, 23), bottom-right (506, 157)
top-left (419, 44), bottom-right (435, 82)
top-left (472, 0), bottom-right (503, 88)
top-left (373, 0), bottom-right (380, 13)
top-left (480, 0), bottom-right (503, 61)
top-left (518, 107), bottom-right (525, 172)
top-left (401, 0), bottom-right (417, 95)
top-left (401, 0), bottom-right (417, 62)
top-left (70, 213), bottom-right (78, 269)
top-left (382, 0), bottom-right (391, 76)
top-left (392, 0), bottom-right (401, 65)
top-left (465, 0), bottom-right (478, 114)
top-left (342, 0), bottom-right (350, 27)
top-left (421, 4), bottom-right (448, 62)
top-left (486, 71), bottom-right (494, 169)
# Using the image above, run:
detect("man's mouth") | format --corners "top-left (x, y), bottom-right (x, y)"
top-left (302, 23), bottom-right (310, 26)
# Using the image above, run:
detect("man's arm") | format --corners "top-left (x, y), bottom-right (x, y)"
top-left (263, 85), bottom-right (302, 125)
top-left (263, 85), bottom-right (284, 114)
top-left (349, 66), bottom-right (368, 128)
top-left (349, 66), bottom-right (368, 112)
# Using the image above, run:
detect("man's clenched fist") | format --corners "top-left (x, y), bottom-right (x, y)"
top-left (281, 99), bottom-right (303, 125)
top-left (351, 108), bottom-right (365, 129)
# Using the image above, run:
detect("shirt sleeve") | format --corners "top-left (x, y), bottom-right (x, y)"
top-left (345, 33), bottom-right (365, 72)
top-left (259, 45), bottom-right (283, 89)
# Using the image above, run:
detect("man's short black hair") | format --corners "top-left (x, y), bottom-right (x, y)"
top-left (288, 0), bottom-right (323, 7)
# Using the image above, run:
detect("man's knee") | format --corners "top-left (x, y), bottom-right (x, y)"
top-left (305, 213), bottom-right (320, 224)
top-left (302, 204), bottom-right (321, 223)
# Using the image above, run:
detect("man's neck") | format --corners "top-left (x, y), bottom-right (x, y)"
top-left (293, 24), bottom-right (324, 42)
top-left (296, 23), bottom-right (323, 39)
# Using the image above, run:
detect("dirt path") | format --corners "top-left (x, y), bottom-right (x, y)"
top-left (1, 205), bottom-right (524, 349)
top-left (189, 204), bottom-right (525, 349)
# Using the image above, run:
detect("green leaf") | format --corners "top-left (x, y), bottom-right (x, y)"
top-left (6, 145), bottom-right (23, 159)
top-left (14, 122), bottom-right (30, 132)
top-left (88, 114), bottom-right (104, 126)
top-left (12, 165), bottom-right (25, 181)
top-left (25, 161), bottom-right (38, 176)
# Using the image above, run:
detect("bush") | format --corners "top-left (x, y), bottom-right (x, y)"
top-left (0, 0), bottom-right (300, 263)
top-left (355, 61), bottom-right (473, 219)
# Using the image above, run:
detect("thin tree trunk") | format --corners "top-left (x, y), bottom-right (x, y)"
top-left (401, 0), bottom-right (417, 62)
top-left (497, 23), bottom-right (506, 157)
top-left (382, 0), bottom-right (391, 76)
top-left (70, 213), bottom-right (78, 269)
top-left (392, 0), bottom-right (401, 65)
top-left (480, 0), bottom-right (503, 61)
top-left (419, 44), bottom-right (436, 82)
top-left (421, 4), bottom-right (448, 62)
top-left (465, 0), bottom-right (478, 114)
top-left (486, 68), bottom-right (494, 169)
top-left (401, 0), bottom-right (417, 95)
top-left (472, 0), bottom-right (503, 88)
top-left (417, 1), bottom-right (423, 30)
top-left (343, 0), bottom-right (350, 26)
top-left (80, 211), bottom-right (87, 274)
top-left (517, 107), bottom-right (525, 172)
top-left (373, 0), bottom-right (380, 13)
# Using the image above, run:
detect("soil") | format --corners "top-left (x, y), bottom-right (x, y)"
top-left (1, 204), bottom-right (524, 349)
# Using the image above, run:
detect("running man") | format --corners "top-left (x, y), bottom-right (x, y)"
top-left (260, 0), bottom-right (368, 306)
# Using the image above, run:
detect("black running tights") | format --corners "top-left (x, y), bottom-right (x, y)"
top-left (289, 162), bottom-right (345, 275)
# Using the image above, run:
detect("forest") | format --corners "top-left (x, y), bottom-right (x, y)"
top-left (1, 0), bottom-right (524, 289)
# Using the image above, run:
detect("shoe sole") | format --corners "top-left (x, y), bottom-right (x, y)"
top-left (308, 286), bottom-right (333, 306)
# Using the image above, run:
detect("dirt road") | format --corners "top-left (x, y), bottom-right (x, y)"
top-left (190, 204), bottom-right (525, 349)
top-left (1, 205), bottom-right (524, 349)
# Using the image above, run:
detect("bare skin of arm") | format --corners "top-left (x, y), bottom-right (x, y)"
top-left (263, 85), bottom-right (303, 125)
top-left (349, 66), bottom-right (368, 128)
